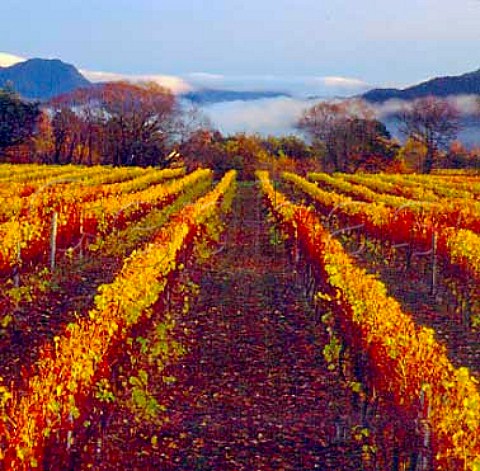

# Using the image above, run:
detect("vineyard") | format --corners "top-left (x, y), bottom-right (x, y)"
top-left (0, 163), bottom-right (478, 470)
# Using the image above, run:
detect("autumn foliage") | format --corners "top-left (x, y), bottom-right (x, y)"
top-left (258, 170), bottom-right (480, 470)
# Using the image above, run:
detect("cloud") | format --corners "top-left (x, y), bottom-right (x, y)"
top-left (199, 92), bottom-right (480, 140)
top-left (185, 73), bottom-right (295, 93)
top-left (81, 69), bottom-right (192, 95)
top-left (182, 73), bottom-right (372, 97)
top-left (448, 95), bottom-right (480, 116)
top-left (321, 76), bottom-right (370, 90)
top-left (202, 96), bottom-right (313, 136)
top-left (370, 99), bottom-right (409, 118)
top-left (371, 95), bottom-right (480, 119)
top-left (187, 72), bottom-right (225, 82)
top-left (0, 52), bottom-right (26, 67)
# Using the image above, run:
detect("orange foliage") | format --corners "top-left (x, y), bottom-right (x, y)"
top-left (258, 170), bottom-right (480, 470)
top-left (2, 170), bottom-right (236, 469)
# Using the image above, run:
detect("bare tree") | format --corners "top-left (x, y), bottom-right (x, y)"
top-left (174, 103), bottom-right (213, 145)
top-left (96, 81), bottom-right (179, 167)
top-left (297, 99), bottom-right (397, 173)
top-left (398, 96), bottom-right (460, 174)
top-left (48, 81), bottom-right (180, 168)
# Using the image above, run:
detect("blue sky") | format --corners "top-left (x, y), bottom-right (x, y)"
top-left (2, 0), bottom-right (480, 90)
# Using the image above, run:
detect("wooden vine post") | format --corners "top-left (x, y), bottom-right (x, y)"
top-left (50, 211), bottom-right (58, 271)
top-left (79, 210), bottom-right (84, 259)
top-left (430, 229), bottom-right (437, 296)
top-left (417, 388), bottom-right (432, 471)
top-left (14, 239), bottom-right (22, 288)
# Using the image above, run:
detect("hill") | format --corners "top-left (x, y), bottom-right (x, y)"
top-left (183, 88), bottom-right (291, 105)
top-left (0, 58), bottom-right (91, 100)
top-left (363, 69), bottom-right (480, 102)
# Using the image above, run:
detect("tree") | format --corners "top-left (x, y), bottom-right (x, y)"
top-left (178, 129), bottom-right (223, 172)
top-left (260, 135), bottom-right (314, 161)
top-left (49, 81), bottom-right (180, 168)
top-left (99, 82), bottom-right (178, 167)
top-left (221, 133), bottom-right (268, 180)
top-left (397, 138), bottom-right (427, 173)
top-left (397, 96), bottom-right (460, 174)
top-left (174, 103), bottom-right (213, 145)
top-left (0, 85), bottom-right (40, 158)
top-left (344, 117), bottom-right (399, 172)
top-left (297, 99), bottom-right (397, 173)
top-left (50, 108), bottom-right (80, 164)
top-left (31, 111), bottom-right (55, 163)
top-left (50, 88), bottom-right (102, 165)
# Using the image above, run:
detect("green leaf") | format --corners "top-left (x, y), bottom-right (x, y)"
top-left (132, 389), bottom-right (147, 408)
top-left (129, 376), bottom-right (142, 388)
top-left (138, 369), bottom-right (148, 385)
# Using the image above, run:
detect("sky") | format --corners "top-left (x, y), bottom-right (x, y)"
top-left (2, 0), bottom-right (480, 134)
top-left (2, 0), bottom-right (480, 89)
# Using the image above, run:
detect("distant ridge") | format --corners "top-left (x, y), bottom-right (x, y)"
top-left (183, 88), bottom-right (291, 105)
top-left (363, 69), bottom-right (480, 102)
top-left (0, 58), bottom-right (91, 100)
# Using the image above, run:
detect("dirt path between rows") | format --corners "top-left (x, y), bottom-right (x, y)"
top-left (88, 182), bottom-right (368, 470)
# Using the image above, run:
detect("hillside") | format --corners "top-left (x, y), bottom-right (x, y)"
top-left (183, 88), bottom-right (291, 104)
top-left (363, 68), bottom-right (480, 102)
top-left (0, 58), bottom-right (90, 100)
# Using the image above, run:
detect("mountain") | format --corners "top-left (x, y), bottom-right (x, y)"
top-left (0, 58), bottom-right (90, 100)
top-left (183, 88), bottom-right (291, 105)
top-left (363, 69), bottom-right (480, 102)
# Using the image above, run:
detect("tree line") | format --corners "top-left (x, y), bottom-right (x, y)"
top-left (0, 81), bottom-right (479, 175)
top-left (295, 96), bottom-right (478, 174)
top-left (1, 81), bottom-right (187, 168)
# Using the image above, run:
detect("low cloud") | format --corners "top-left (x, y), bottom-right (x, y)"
top-left (0, 52), bottom-right (26, 67)
top-left (81, 69), bottom-right (192, 95)
top-left (318, 76), bottom-right (370, 91)
top-left (202, 96), bottom-right (314, 136)
top-left (371, 95), bottom-right (480, 119)
top-left (183, 73), bottom-right (371, 97)
top-left (200, 93), bottom-right (480, 142)
top-left (187, 72), bottom-right (225, 82)
top-left (448, 95), bottom-right (480, 116)
top-left (371, 99), bottom-right (409, 118)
